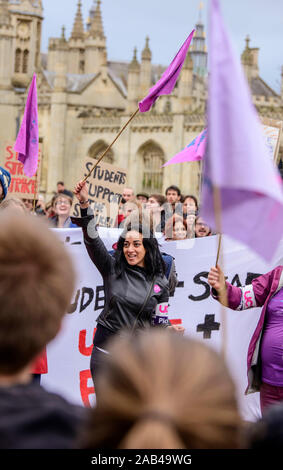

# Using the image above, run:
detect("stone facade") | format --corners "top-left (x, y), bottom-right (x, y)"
top-left (0, 0), bottom-right (282, 201)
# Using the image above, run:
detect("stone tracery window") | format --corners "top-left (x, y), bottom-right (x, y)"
top-left (139, 142), bottom-right (164, 193)
top-left (88, 140), bottom-right (114, 164)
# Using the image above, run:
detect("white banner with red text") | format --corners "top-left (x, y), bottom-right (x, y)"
top-left (41, 228), bottom-right (283, 422)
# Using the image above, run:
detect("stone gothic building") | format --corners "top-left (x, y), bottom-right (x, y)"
top-left (0, 0), bottom-right (282, 200)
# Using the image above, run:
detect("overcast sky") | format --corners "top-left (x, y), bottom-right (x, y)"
top-left (41, 0), bottom-right (283, 93)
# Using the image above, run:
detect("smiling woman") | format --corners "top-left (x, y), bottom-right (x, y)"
top-left (71, 180), bottom-right (185, 389)
top-left (50, 194), bottom-right (77, 228)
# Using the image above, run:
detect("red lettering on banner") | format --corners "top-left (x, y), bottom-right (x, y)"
top-left (79, 369), bottom-right (95, 407)
top-left (78, 328), bottom-right (96, 356)
top-left (169, 318), bottom-right (182, 325)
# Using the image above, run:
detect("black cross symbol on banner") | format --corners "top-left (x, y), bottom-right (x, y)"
top-left (197, 314), bottom-right (220, 339)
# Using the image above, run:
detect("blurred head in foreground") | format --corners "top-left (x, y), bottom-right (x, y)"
top-left (81, 329), bottom-right (242, 449)
top-left (0, 212), bottom-right (75, 377)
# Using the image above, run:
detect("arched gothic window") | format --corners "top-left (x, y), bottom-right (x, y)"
top-left (139, 141), bottom-right (164, 193)
top-left (22, 50), bottom-right (29, 73)
top-left (15, 49), bottom-right (22, 73)
top-left (88, 140), bottom-right (114, 164)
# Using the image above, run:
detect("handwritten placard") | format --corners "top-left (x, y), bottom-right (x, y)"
top-left (72, 158), bottom-right (127, 227)
top-left (261, 118), bottom-right (282, 164)
top-left (3, 143), bottom-right (41, 199)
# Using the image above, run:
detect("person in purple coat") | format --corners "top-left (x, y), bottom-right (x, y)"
top-left (208, 265), bottom-right (283, 413)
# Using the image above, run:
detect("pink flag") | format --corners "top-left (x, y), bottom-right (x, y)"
top-left (163, 129), bottom-right (207, 167)
top-left (139, 30), bottom-right (195, 113)
top-left (201, 0), bottom-right (283, 261)
top-left (14, 74), bottom-right (39, 178)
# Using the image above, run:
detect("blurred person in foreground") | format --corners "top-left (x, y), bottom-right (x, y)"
top-left (0, 212), bottom-right (86, 449)
top-left (79, 329), bottom-right (242, 449)
top-left (0, 198), bottom-right (48, 384)
top-left (244, 401), bottom-right (283, 449)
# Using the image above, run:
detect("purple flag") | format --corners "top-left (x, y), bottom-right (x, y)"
top-left (201, 0), bottom-right (283, 261)
top-left (139, 30), bottom-right (195, 113)
top-left (163, 129), bottom-right (207, 167)
top-left (14, 73), bottom-right (39, 178)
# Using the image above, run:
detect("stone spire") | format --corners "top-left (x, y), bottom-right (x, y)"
top-left (127, 48), bottom-right (141, 113)
top-left (89, 0), bottom-right (105, 39)
top-left (142, 36), bottom-right (152, 61)
top-left (71, 1), bottom-right (85, 40)
top-left (241, 35), bottom-right (253, 66)
top-left (190, 3), bottom-right (208, 77)
top-left (129, 47), bottom-right (140, 72)
top-left (183, 50), bottom-right (193, 70)
top-left (241, 35), bottom-right (259, 81)
top-left (140, 37), bottom-right (152, 100)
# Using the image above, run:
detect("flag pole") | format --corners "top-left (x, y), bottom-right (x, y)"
top-left (32, 170), bottom-right (38, 214)
top-left (81, 108), bottom-right (139, 183)
top-left (212, 184), bottom-right (228, 359)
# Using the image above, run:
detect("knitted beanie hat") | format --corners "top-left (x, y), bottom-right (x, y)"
top-left (0, 167), bottom-right (11, 200)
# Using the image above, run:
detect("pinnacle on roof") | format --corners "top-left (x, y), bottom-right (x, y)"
top-left (183, 51), bottom-right (193, 70)
top-left (129, 47), bottom-right (140, 72)
top-left (71, 0), bottom-right (85, 40)
top-left (142, 36), bottom-right (152, 61)
top-left (89, 0), bottom-right (105, 39)
top-left (241, 35), bottom-right (253, 66)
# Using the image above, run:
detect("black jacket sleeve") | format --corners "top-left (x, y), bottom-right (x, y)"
top-left (71, 208), bottom-right (114, 277)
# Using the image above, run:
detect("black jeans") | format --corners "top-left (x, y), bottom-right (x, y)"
top-left (90, 324), bottom-right (115, 389)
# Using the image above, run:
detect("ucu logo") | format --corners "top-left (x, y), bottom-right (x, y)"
top-left (244, 290), bottom-right (253, 308)
top-left (158, 304), bottom-right (168, 314)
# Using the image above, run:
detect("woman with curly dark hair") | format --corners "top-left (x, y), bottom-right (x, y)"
top-left (72, 181), bottom-right (184, 386)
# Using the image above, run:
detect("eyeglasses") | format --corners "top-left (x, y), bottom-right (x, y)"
top-left (55, 199), bottom-right (71, 206)
top-left (196, 222), bottom-right (208, 227)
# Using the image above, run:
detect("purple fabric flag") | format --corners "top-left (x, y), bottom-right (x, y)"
top-left (201, 0), bottom-right (283, 261)
top-left (139, 30), bottom-right (195, 113)
top-left (14, 73), bottom-right (39, 177)
top-left (163, 128), bottom-right (207, 167)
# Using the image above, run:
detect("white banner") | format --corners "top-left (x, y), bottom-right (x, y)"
top-left (41, 228), bottom-right (283, 422)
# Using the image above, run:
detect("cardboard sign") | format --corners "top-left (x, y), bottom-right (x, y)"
top-left (72, 158), bottom-right (127, 227)
top-left (3, 143), bottom-right (41, 199)
top-left (261, 118), bottom-right (282, 164)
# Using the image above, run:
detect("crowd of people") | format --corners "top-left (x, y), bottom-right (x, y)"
top-left (118, 184), bottom-right (214, 240)
top-left (0, 166), bottom-right (282, 451)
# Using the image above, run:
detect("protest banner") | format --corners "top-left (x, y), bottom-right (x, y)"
top-left (72, 158), bottom-right (127, 228)
top-left (3, 143), bottom-right (41, 199)
top-left (42, 229), bottom-right (283, 422)
top-left (261, 117), bottom-right (282, 164)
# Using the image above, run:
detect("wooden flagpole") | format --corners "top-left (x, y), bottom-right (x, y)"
top-left (32, 170), bottom-right (38, 214)
top-left (82, 108), bottom-right (139, 183)
top-left (212, 184), bottom-right (228, 359)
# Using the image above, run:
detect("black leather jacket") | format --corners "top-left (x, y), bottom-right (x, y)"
top-left (71, 212), bottom-right (169, 334)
